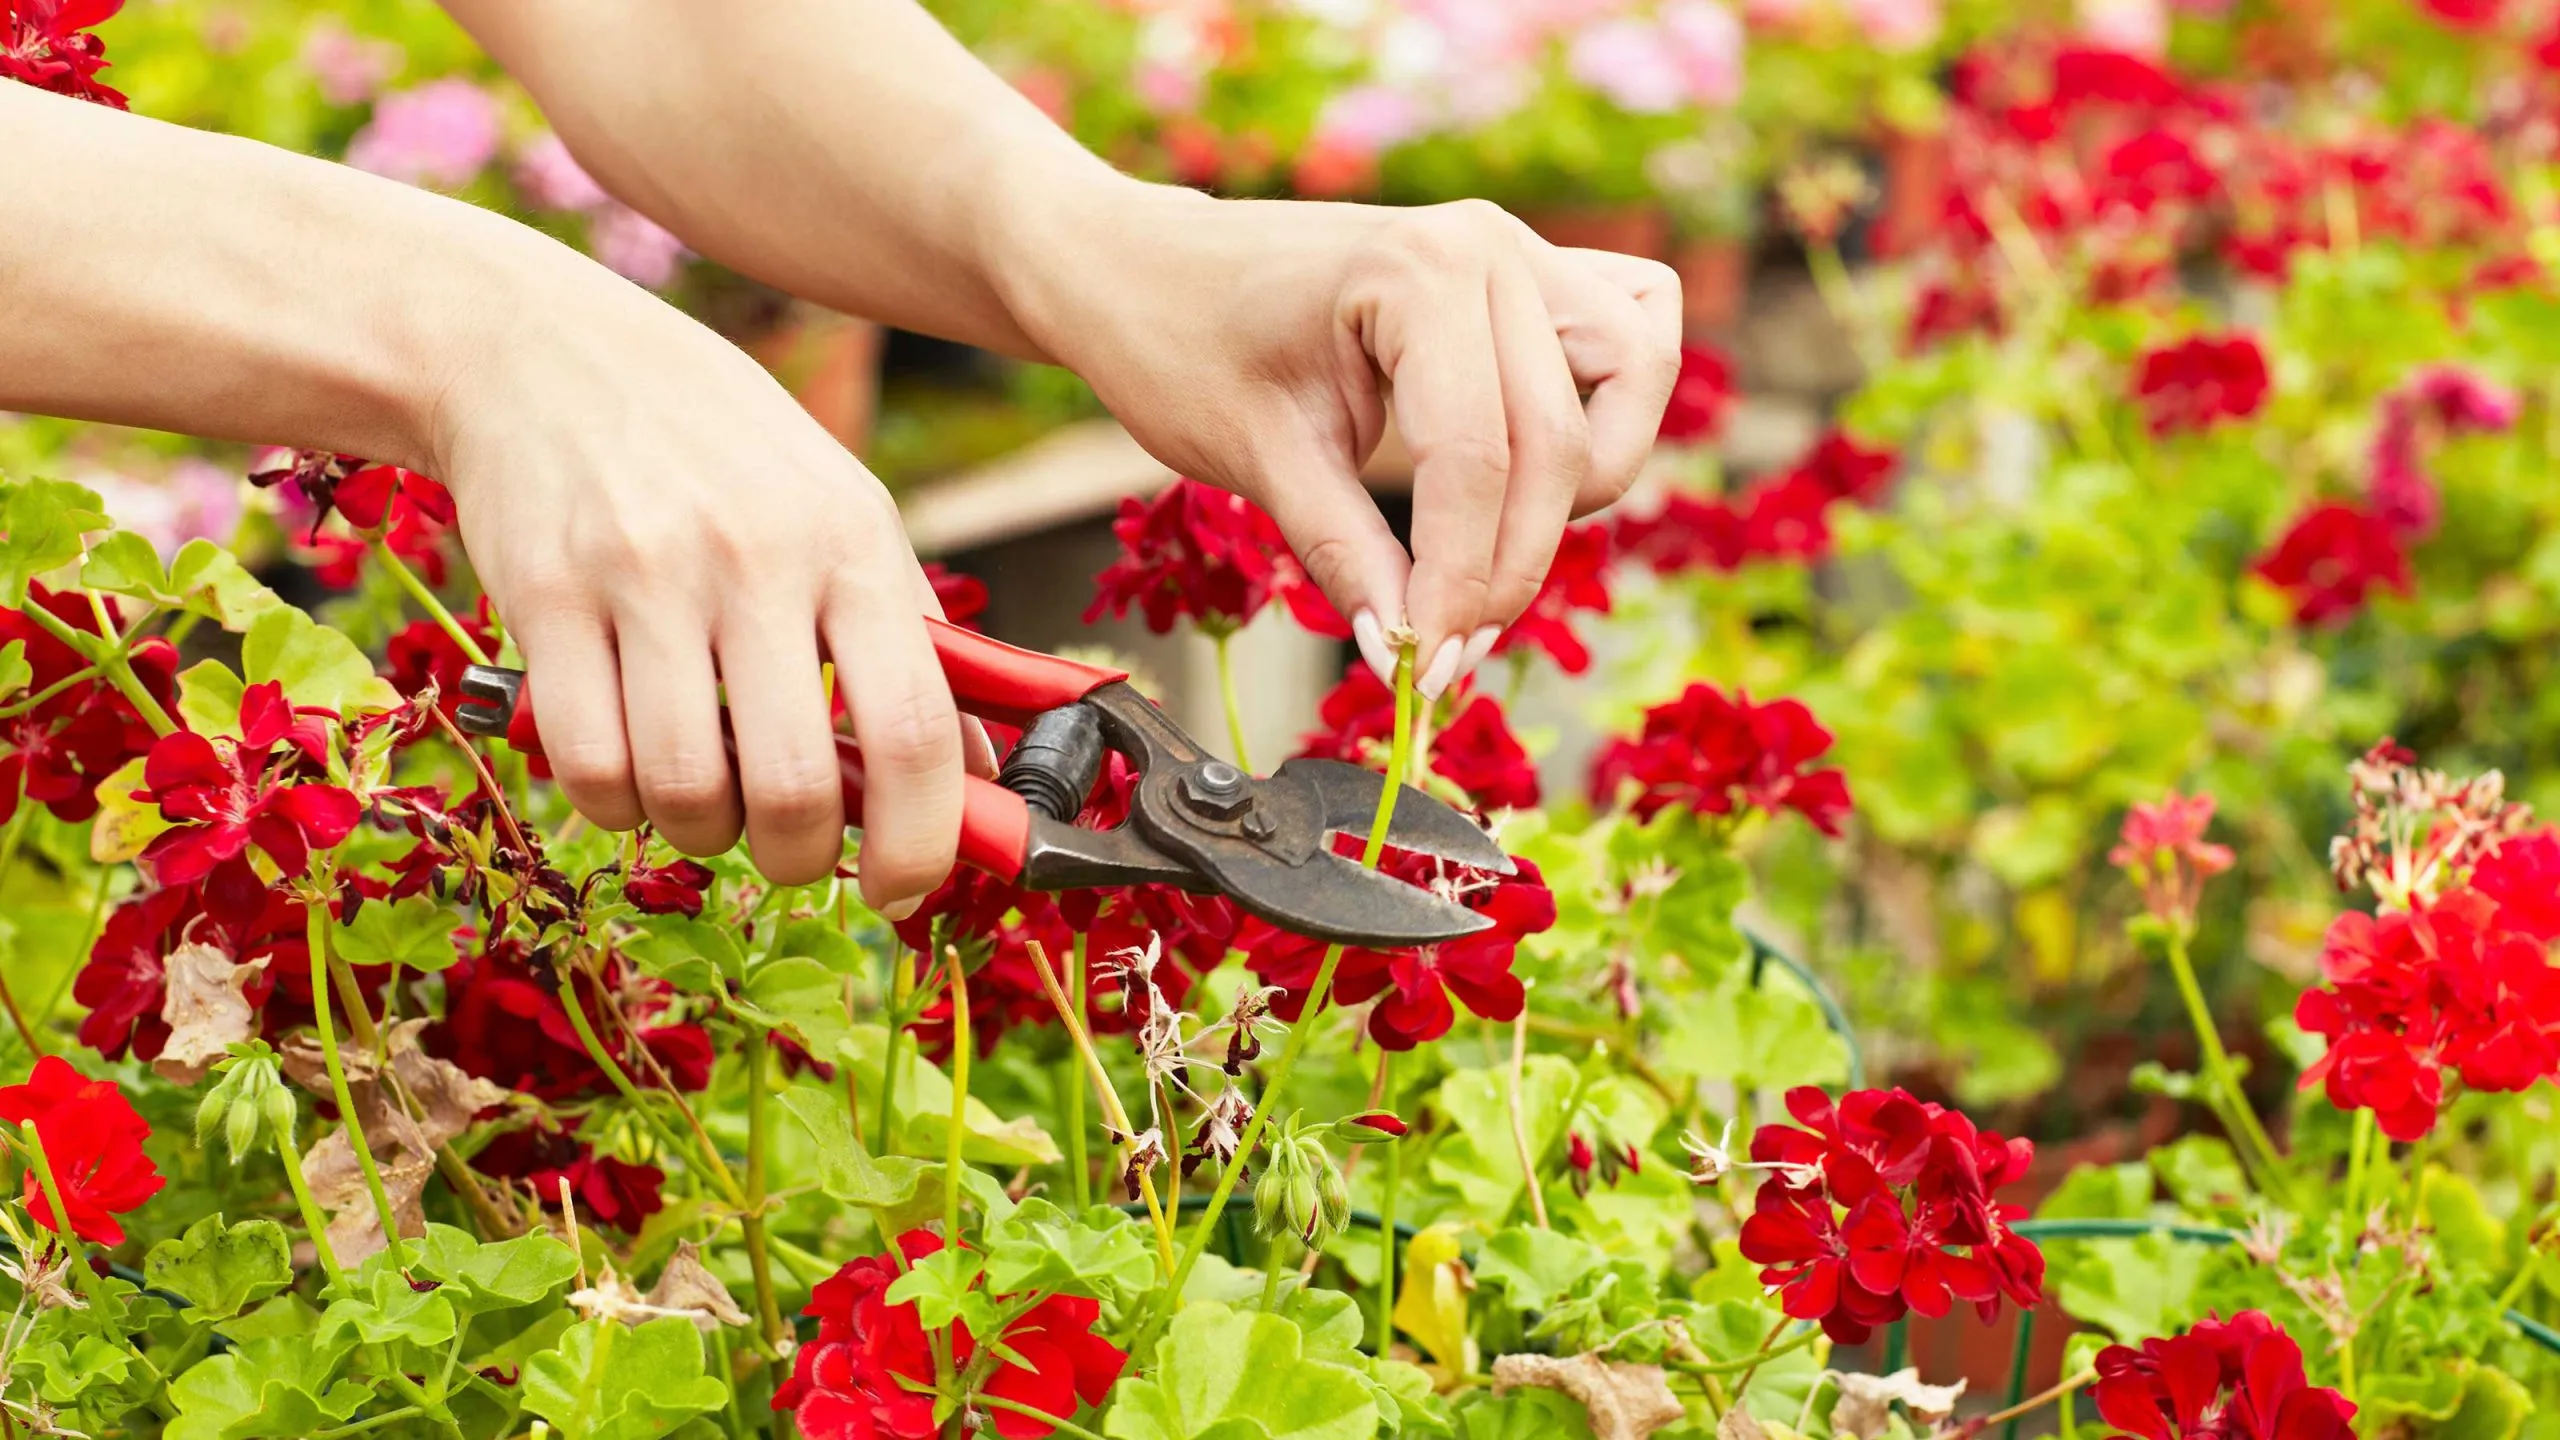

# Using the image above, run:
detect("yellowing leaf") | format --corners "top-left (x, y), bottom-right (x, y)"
top-left (1391, 1223), bottom-right (1476, 1381)
top-left (89, 755), bottom-right (169, 863)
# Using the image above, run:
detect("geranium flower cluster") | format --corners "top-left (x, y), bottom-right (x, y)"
top-left (1613, 430), bottom-right (1898, 577)
top-left (0, 1055), bottom-right (165, 1247)
top-left (1735, 1086), bottom-right (2044, 1344)
top-left (775, 1231), bottom-right (1127, 1440)
top-left (2294, 743), bottom-right (2560, 1139)
top-left (2110, 790), bottom-right (2234, 929)
top-left (1240, 848), bottom-right (1553, 1051)
top-left (2133, 334), bottom-right (2268, 437)
top-left (2092, 1310), bottom-right (2355, 1440)
top-left (2, 0), bottom-right (126, 107)
top-left (248, 448), bottom-right (459, 591)
top-left (0, 584), bottom-right (176, 827)
top-left (1589, 681), bottom-right (1852, 835)
top-left (1084, 478), bottom-right (1346, 638)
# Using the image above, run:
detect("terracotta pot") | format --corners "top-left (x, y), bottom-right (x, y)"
top-left (1669, 235), bottom-right (1748, 336)
top-left (1518, 203), bottom-right (1671, 260)
top-left (739, 303), bottom-right (886, 454)
top-left (1872, 127), bottom-right (1950, 262)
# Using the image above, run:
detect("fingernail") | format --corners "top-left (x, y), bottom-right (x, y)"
top-left (879, 895), bottom-right (922, 923)
top-left (1353, 609), bottom-right (1397, 687)
top-left (1459, 625), bottom-right (1502, 678)
top-left (1416, 637), bottom-right (1463, 700)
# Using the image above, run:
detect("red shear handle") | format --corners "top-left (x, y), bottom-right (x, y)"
top-left (927, 616), bottom-right (1126, 728)
top-left (493, 679), bottom-right (1031, 882)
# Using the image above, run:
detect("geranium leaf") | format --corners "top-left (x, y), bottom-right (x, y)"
top-left (0, 478), bottom-right (110, 606)
top-left (734, 954), bottom-right (854, 1054)
top-left (1476, 1226), bottom-right (1608, 1313)
top-left (239, 605), bottom-right (399, 717)
top-left (839, 1024), bottom-right (1060, 1167)
top-left (87, 753), bottom-right (169, 863)
top-left (883, 1246), bottom-right (988, 1329)
top-left (775, 1082), bottom-right (935, 1209)
top-left (144, 1216), bottom-right (294, 1323)
top-left (774, 916), bottom-right (869, 975)
top-left (521, 1316), bottom-right (729, 1440)
top-left (0, 639), bottom-right (28, 699)
top-left (414, 1225), bottom-right (582, 1314)
top-left (1101, 1302), bottom-right (1379, 1440)
top-left (165, 1334), bottom-right (370, 1440)
top-left (984, 1198), bottom-right (1155, 1302)
top-left (333, 894), bottom-right (462, 972)
top-left (80, 530), bottom-right (170, 605)
top-left (164, 539), bottom-right (286, 629)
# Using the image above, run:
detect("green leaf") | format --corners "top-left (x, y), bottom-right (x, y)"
top-left (985, 1198), bottom-right (1155, 1302)
top-left (1657, 968), bottom-right (1850, 1092)
top-left (0, 639), bottom-right (29, 699)
top-left (1475, 1227), bottom-right (1607, 1314)
top-left (1455, 1389), bottom-right (1598, 1440)
top-left (332, 894), bottom-right (463, 972)
top-left (2421, 1168), bottom-right (2506, 1276)
top-left (2366, 1362), bottom-right (2471, 1427)
top-left (421, 1225), bottom-right (583, 1314)
top-left (736, 954), bottom-right (855, 1054)
top-left (2148, 1137), bottom-right (2249, 1214)
top-left (1102, 1302), bottom-right (1379, 1440)
top-left (80, 530), bottom-right (170, 603)
top-left (0, 478), bottom-right (110, 606)
top-left (623, 918), bottom-right (748, 992)
top-left (2049, 1232), bottom-right (2203, 1342)
top-left (521, 1316), bottom-right (730, 1440)
top-left (2437, 1363), bottom-right (2532, 1440)
top-left (165, 1334), bottom-right (370, 1440)
top-left (144, 1216), bottom-right (294, 1323)
top-left (320, 1266), bottom-right (458, 1348)
top-left (775, 917), bottom-right (869, 975)
top-left (1426, 1056), bottom-right (1577, 1219)
top-left (776, 1083), bottom-right (935, 1208)
top-left (884, 1246), bottom-right (991, 1330)
top-left (239, 605), bottom-right (399, 716)
top-left (840, 1024), bottom-right (1060, 1167)
top-left (177, 659), bottom-right (248, 737)
top-left (164, 540), bottom-right (286, 629)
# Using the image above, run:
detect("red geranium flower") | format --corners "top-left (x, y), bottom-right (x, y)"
top-left (2110, 791), bottom-right (2235, 926)
top-left (1793, 431), bottom-right (1900, 508)
top-left (1612, 492), bottom-right (1753, 576)
top-left (2134, 335), bottom-right (2270, 436)
top-left (777, 1230), bottom-right (1127, 1440)
top-left (1241, 851), bottom-right (1552, 1051)
top-left (624, 853), bottom-right (716, 918)
top-left (2093, 1311), bottom-right (2355, 1440)
top-left (1589, 683), bottom-right (1852, 835)
top-left (1084, 478), bottom-right (1347, 638)
top-left (425, 941), bottom-right (711, 1101)
top-left (926, 562), bottom-right (990, 630)
top-left (2294, 887), bottom-right (2560, 1140)
top-left (385, 604), bottom-right (499, 721)
top-left (1736, 1086), bottom-right (2041, 1345)
top-left (2, 0), bottom-right (125, 107)
top-left (1659, 344), bottom-right (1736, 445)
top-left (1492, 523), bottom-right (1613, 675)
top-left (2418, 0), bottom-right (2504, 29)
top-left (135, 682), bottom-right (359, 886)
top-left (1297, 667), bottom-right (1539, 813)
top-left (0, 1055), bottom-right (165, 1245)
top-left (2471, 826), bottom-right (2560, 944)
top-left (472, 1122), bottom-right (666, 1232)
top-left (72, 857), bottom-right (303, 1062)
top-left (2252, 502), bottom-right (2412, 626)
top-left (0, 585), bottom-right (176, 826)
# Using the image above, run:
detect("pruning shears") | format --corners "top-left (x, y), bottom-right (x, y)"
top-left (450, 617), bottom-right (1511, 946)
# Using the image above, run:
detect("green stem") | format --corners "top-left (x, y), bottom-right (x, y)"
top-left (2495, 1250), bottom-right (2543, 1313)
top-left (17, 1126), bottom-right (78, 1260)
top-left (1065, 932), bottom-right (1090, 1212)
top-left (372, 538), bottom-right (488, 666)
top-left (2162, 928), bottom-right (2291, 1204)
top-left (877, 946), bottom-right (911, 1156)
top-left (0, 802), bottom-right (43, 1059)
top-left (1260, 1235), bottom-right (1290, 1311)
top-left (313, 1406), bottom-right (424, 1439)
top-left (275, 1120), bottom-right (345, 1287)
top-left (20, 601), bottom-right (174, 737)
top-left (741, 1034), bottom-right (786, 1346)
top-left (945, 973), bottom-right (972, 1241)
top-left (2345, 1109), bottom-right (2375, 1221)
top-left (557, 966), bottom-right (747, 1210)
top-left (1676, 1326), bottom-right (1823, 1376)
top-left (1375, 1052), bottom-right (1399, 1350)
top-left (0, 663), bottom-right (106, 720)
top-left (1213, 630), bottom-right (1251, 771)
top-left (566, 1316), bottom-right (619, 1440)
top-left (307, 885), bottom-right (405, 1257)
top-left (974, 1395), bottom-right (1109, 1440)
top-left (1139, 640), bottom-right (1415, 1352)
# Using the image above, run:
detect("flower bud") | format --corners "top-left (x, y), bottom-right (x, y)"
top-left (1338, 1110), bottom-right (1408, 1142)
top-left (196, 1045), bottom-right (287, 1161)
top-left (1252, 1121), bottom-right (1350, 1251)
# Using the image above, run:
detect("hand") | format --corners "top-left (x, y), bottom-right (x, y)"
top-left (427, 245), bottom-right (984, 905)
top-left (997, 180), bottom-right (1683, 695)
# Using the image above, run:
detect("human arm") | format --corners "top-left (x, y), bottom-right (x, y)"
top-left (0, 81), bottom-right (975, 900)
top-left (441, 0), bottom-right (1685, 694)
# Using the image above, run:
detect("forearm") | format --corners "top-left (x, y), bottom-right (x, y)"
top-left (443, 0), bottom-right (1140, 361)
top-left (0, 83), bottom-right (590, 471)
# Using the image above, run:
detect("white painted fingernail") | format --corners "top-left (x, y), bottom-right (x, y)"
top-left (1459, 625), bottom-right (1502, 677)
top-left (1353, 609), bottom-right (1397, 687)
top-left (1416, 637), bottom-right (1463, 700)
top-left (879, 895), bottom-right (922, 923)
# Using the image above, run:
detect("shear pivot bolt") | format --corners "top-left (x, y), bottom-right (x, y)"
top-left (1182, 762), bottom-right (1252, 818)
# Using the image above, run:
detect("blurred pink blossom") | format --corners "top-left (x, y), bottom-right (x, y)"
top-left (300, 18), bottom-right (403, 106)
top-left (1313, 83), bottom-right (1430, 154)
top-left (589, 207), bottom-right (689, 289)
top-left (514, 132), bottom-right (611, 212)
top-left (1663, 1), bottom-right (1745, 106)
top-left (1570, 19), bottom-right (1686, 113)
top-left (87, 459), bottom-right (245, 558)
top-left (346, 79), bottom-right (502, 190)
top-left (2077, 0), bottom-right (2168, 55)
top-left (1850, 0), bottom-right (1941, 51)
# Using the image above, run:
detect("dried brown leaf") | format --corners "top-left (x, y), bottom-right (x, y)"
top-left (282, 1018), bottom-right (507, 1156)
top-left (1493, 1352), bottom-right (1687, 1440)
top-left (305, 1127), bottom-right (432, 1264)
top-left (645, 1241), bottom-right (750, 1333)
top-left (1831, 1369), bottom-right (1968, 1440)
top-left (151, 943), bottom-right (268, 1084)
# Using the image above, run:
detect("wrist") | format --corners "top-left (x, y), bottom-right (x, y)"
top-left (972, 156), bottom-right (1212, 367)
